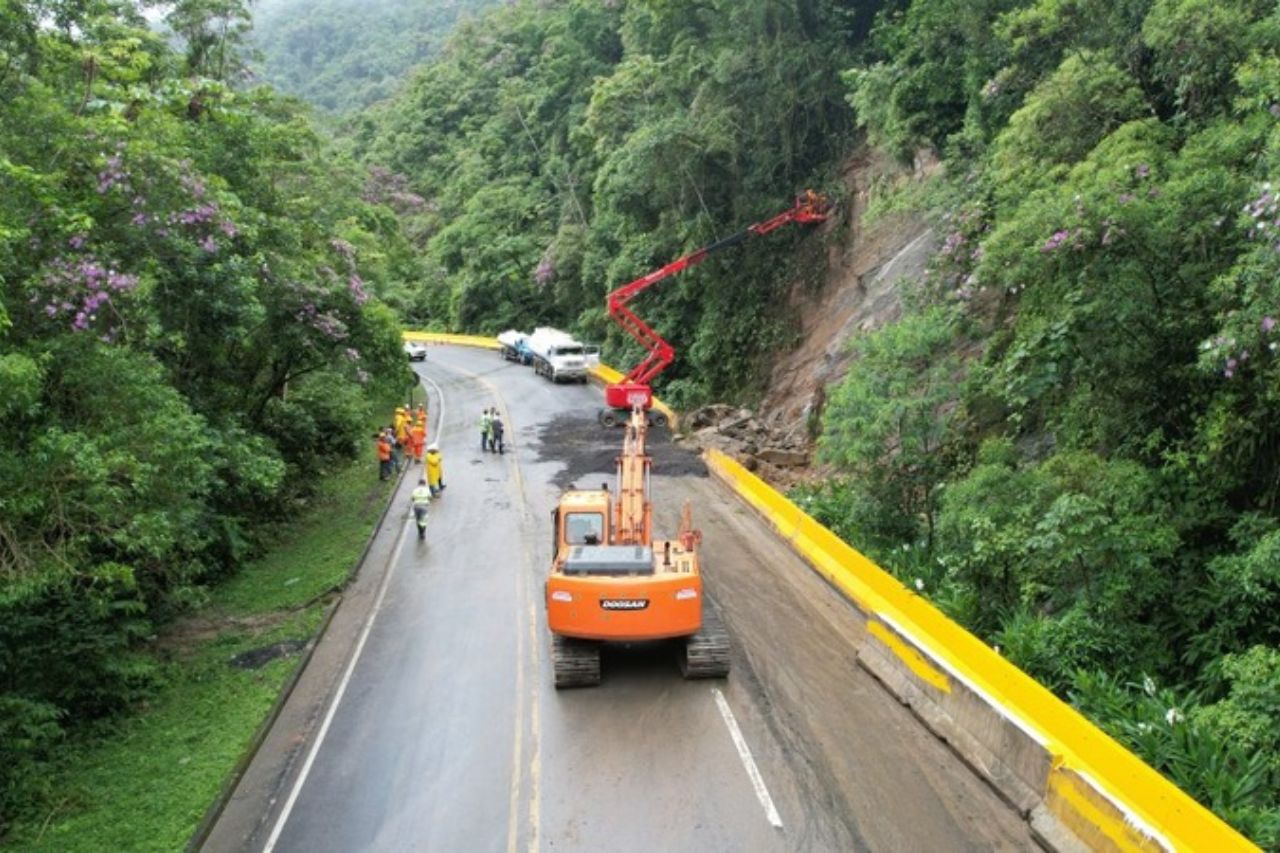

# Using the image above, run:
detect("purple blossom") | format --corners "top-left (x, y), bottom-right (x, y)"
top-left (344, 347), bottom-right (361, 362)
top-left (219, 220), bottom-right (239, 238)
top-left (1041, 230), bottom-right (1071, 252)
top-left (96, 153), bottom-right (130, 194)
top-left (940, 231), bottom-right (966, 256)
top-left (1224, 368), bottom-right (1234, 378)
top-left (348, 274), bottom-right (368, 306)
top-left (363, 166), bottom-right (428, 214)
top-left (131, 213), bottom-right (148, 227)
top-left (1135, 164), bottom-right (1150, 179)
top-left (1263, 316), bottom-right (1276, 333)
top-left (180, 171), bottom-right (206, 199)
top-left (107, 271), bottom-right (137, 291)
top-left (295, 303), bottom-right (350, 341)
top-left (1118, 193), bottom-right (1135, 205)
top-left (535, 252), bottom-right (555, 287)
top-left (330, 238), bottom-right (355, 259)
top-left (1270, 104), bottom-right (1280, 118)
top-left (200, 236), bottom-right (218, 253)
top-left (68, 234), bottom-right (87, 249)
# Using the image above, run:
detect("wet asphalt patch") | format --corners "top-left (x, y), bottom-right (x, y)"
top-left (535, 411), bottom-right (707, 490)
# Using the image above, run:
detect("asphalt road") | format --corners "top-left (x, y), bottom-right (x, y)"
top-left (207, 345), bottom-right (1040, 853)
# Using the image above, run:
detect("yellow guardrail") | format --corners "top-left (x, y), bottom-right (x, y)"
top-left (403, 331), bottom-right (678, 428)
top-left (403, 331), bottom-right (500, 350)
top-left (703, 448), bottom-right (1256, 853)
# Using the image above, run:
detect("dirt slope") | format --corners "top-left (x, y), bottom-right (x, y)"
top-left (684, 148), bottom-right (940, 486)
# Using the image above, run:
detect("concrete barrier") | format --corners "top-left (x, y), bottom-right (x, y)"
top-left (702, 448), bottom-right (1256, 853)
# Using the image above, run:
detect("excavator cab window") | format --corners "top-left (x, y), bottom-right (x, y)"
top-left (565, 512), bottom-right (605, 545)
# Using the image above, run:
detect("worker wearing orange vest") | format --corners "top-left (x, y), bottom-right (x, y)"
top-left (410, 420), bottom-right (426, 464)
top-left (416, 403), bottom-right (427, 425)
top-left (375, 432), bottom-right (393, 480)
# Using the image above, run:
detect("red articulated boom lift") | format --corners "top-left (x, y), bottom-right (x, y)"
top-left (599, 190), bottom-right (831, 427)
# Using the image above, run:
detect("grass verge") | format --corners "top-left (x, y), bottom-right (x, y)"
top-left (6, 455), bottom-right (396, 852)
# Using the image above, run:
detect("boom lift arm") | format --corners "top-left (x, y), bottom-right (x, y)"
top-left (602, 191), bottom-right (830, 421)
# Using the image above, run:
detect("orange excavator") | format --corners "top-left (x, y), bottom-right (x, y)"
top-left (545, 406), bottom-right (728, 687)
top-left (600, 190), bottom-right (830, 426)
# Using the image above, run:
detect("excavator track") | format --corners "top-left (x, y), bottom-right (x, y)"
top-left (680, 605), bottom-right (731, 679)
top-left (552, 634), bottom-right (602, 688)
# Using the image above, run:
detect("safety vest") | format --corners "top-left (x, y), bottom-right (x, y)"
top-left (376, 438), bottom-right (392, 461)
top-left (411, 485), bottom-right (432, 507)
top-left (480, 412), bottom-right (491, 432)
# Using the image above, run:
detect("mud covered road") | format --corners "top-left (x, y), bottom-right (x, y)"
top-left (203, 345), bottom-right (1039, 853)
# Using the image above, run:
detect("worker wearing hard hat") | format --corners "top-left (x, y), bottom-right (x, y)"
top-left (490, 411), bottom-right (505, 454)
top-left (375, 431), bottom-right (393, 481)
top-left (409, 477), bottom-right (431, 540)
top-left (425, 443), bottom-right (445, 496)
top-left (410, 418), bottom-right (426, 465)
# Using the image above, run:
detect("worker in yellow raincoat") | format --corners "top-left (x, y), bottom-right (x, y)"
top-left (425, 443), bottom-right (445, 496)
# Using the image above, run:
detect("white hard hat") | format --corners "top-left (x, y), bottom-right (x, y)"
top-left (427, 443), bottom-right (439, 451)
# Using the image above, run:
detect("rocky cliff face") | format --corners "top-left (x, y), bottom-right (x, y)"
top-left (679, 148), bottom-right (940, 487)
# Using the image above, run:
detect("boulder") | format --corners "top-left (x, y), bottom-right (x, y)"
top-left (757, 448), bottom-right (809, 468)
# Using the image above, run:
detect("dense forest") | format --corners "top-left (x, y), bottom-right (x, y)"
top-left (3, 0), bottom-right (1279, 845)
top-left (341, 0), bottom-right (1280, 842)
top-left (0, 0), bottom-right (422, 831)
top-left (248, 0), bottom-right (497, 112)
top-left (811, 0), bottom-right (1280, 842)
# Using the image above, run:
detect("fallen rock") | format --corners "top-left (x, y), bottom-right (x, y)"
top-left (757, 448), bottom-right (809, 468)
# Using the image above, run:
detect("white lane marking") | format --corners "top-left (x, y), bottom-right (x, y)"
top-left (263, 516), bottom-right (412, 853)
top-left (262, 368), bottom-right (447, 852)
top-left (713, 687), bottom-right (784, 830)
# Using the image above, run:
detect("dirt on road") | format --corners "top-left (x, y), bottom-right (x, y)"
top-left (535, 411), bottom-right (707, 489)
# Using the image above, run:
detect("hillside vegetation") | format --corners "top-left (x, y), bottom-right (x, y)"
top-left (248, 0), bottom-right (498, 112)
top-left (2, 0), bottom-right (1278, 845)
top-left (807, 0), bottom-right (1280, 842)
top-left (0, 0), bottom-right (421, 831)
top-left (345, 0), bottom-right (1280, 842)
